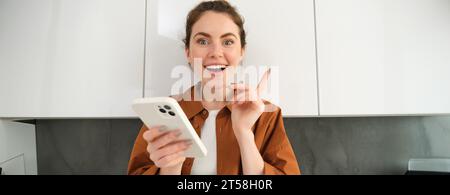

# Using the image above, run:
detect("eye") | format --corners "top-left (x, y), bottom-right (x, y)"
top-left (197, 38), bottom-right (209, 45)
top-left (223, 39), bottom-right (234, 46)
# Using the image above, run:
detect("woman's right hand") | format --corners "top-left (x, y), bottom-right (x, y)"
top-left (143, 126), bottom-right (192, 175)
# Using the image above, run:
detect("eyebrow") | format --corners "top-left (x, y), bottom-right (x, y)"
top-left (193, 32), bottom-right (238, 39)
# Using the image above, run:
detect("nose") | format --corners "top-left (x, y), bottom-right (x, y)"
top-left (207, 42), bottom-right (224, 59)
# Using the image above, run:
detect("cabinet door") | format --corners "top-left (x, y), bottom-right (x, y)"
top-left (0, 120), bottom-right (36, 175)
top-left (145, 0), bottom-right (318, 116)
top-left (0, 0), bottom-right (145, 118)
top-left (316, 0), bottom-right (450, 116)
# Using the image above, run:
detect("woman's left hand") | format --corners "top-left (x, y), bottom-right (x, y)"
top-left (229, 69), bottom-right (271, 139)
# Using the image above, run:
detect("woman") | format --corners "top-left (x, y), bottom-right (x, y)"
top-left (128, 0), bottom-right (300, 175)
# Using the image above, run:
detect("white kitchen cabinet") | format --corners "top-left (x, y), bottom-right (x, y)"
top-left (316, 0), bottom-right (450, 116)
top-left (0, 120), bottom-right (36, 175)
top-left (145, 0), bottom-right (319, 116)
top-left (0, 0), bottom-right (145, 118)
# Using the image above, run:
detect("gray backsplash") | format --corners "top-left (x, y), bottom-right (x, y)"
top-left (35, 116), bottom-right (450, 175)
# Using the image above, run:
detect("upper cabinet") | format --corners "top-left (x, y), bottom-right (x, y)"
top-left (2, 0), bottom-right (448, 118)
top-left (145, 0), bottom-right (319, 116)
top-left (316, 0), bottom-right (450, 116)
top-left (0, 0), bottom-right (145, 118)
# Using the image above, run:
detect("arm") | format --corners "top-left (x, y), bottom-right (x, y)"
top-left (234, 108), bottom-right (301, 175)
top-left (259, 108), bottom-right (301, 175)
top-left (235, 131), bottom-right (265, 175)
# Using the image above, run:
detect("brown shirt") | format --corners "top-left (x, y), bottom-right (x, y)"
top-left (128, 87), bottom-right (300, 175)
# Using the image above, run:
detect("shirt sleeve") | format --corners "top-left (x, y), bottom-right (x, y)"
top-left (260, 108), bottom-right (301, 175)
top-left (127, 125), bottom-right (160, 175)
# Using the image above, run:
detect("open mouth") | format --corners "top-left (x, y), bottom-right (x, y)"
top-left (204, 65), bottom-right (228, 73)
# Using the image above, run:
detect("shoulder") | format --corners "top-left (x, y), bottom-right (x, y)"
top-left (257, 99), bottom-right (283, 128)
top-left (253, 100), bottom-right (286, 144)
top-left (260, 99), bottom-right (282, 117)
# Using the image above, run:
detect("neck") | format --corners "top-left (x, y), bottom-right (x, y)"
top-left (202, 100), bottom-right (226, 111)
top-left (199, 81), bottom-right (228, 111)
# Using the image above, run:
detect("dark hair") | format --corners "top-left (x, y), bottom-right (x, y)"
top-left (183, 0), bottom-right (246, 49)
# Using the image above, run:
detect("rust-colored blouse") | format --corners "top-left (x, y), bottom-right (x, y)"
top-left (128, 87), bottom-right (300, 175)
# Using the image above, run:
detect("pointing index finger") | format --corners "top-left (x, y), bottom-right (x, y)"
top-left (257, 68), bottom-right (271, 96)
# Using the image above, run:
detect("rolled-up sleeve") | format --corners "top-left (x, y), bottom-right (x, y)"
top-left (127, 125), bottom-right (160, 175)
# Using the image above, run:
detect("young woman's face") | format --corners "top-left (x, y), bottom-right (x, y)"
top-left (186, 11), bottom-right (245, 86)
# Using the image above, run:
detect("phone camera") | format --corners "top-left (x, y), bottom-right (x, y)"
top-left (168, 111), bottom-right (176, 116)
top-left (164, 105), bottom-right (171, 110)
top-left (159, 109), bottom-right (166, 113)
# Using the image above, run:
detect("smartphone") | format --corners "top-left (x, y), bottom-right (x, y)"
top-left (132, 97), bottom-right (207, 158)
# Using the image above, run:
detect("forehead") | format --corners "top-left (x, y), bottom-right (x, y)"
top-left (191, 11), bottom-right (240, 37)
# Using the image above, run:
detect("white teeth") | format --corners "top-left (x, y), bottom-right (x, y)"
top-left (205, 65), bottom-right (227, 71)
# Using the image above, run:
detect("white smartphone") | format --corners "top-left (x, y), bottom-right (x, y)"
top-left (132, 97), bottom-right (207, 158)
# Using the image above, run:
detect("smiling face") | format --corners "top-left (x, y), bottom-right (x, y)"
top-left (185, 11), bottom-right (245, 87)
